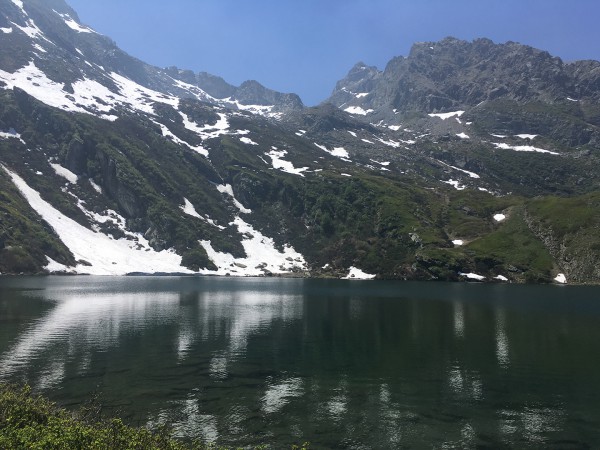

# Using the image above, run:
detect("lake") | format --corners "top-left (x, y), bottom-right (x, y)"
top-left (1, 276), bottom-right (599, 448)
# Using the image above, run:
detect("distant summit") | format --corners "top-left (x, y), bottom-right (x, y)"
top-left (326, 37), bottom-right (600, 123)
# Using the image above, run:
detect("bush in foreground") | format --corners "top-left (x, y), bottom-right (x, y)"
top-left (0, 384), bottom-right (309, 450)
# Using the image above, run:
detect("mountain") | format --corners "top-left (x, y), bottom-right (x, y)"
top-left (1, 1), bottom-right (599, 284)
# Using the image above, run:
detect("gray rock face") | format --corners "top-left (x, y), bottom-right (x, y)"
top-left (326, 37), bottom-right (600, 120)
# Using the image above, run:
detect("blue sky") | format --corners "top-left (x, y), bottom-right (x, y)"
top-left (67, 0), bottom-right (600, 106)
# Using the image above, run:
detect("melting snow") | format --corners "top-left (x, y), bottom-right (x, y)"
top-left (355, 93), bottom-right (369, 98)
top-left (456, 132), bottom-right (470, 139)
top-left (495, 275), bottom-right (509, 282)
top-left (437, 160), bottom-right (480, 179)
top-left (45, 256), bottom-right (74, 273)
top-left (179, 198), bottom-right (223, 229)
top-left (492, 142), bottom-right (558, 155)
top-left (343, 267), bottom-right (376, 280)
top-left (375, 137), bottom-right (401, 148)
top-left (347, 131), bottom-right (357, 137)
top-left (452, 240), bottom-right (464, 246)
top-left (11, 18), bottom-right (48, 41)
top-left (493, 214), bottom-right (506, 222)
top-left (54, 10), bottom-right (94, 33)
top-left (1, 27), bottom-right (13, 34)
top-left (314, 143), bottom-right (350, 159)
top-left (554, 273), bottom-right (567, 284)
top-left (515, 134), bottom-right (538, 140)
top-left (265, 149), bottom-right (308, 177)
top-left (180, 198), bottom-right (202, 219)
top-left (341, 173), bottom-right (352, 177)
top-left (0, 62), bottom-right (148, 120)
top-left (344, 106), bottom-right (374, 116)
top-left (459, 272), bottom-right (485, 281)
top-left (223, 98), bottom-right (280, 119)
top-left (362, 139), bottom-right (374, 144)
top-left (240, 137), bottom-right (258, 146)
top-left (388, 125), bottom-right (402, 131)
top-left (200, 216), bottom-right (306, 277)
top-left (153, 120), bottom-right (209, 157)
top-left (0, 128), bottom-right (25, 144)
top-left (11, 0), bottom-right (25, 13)
top-left (442, 179), bottom-right (466, 190)
top-left (89, 179), bottom-right (102, 194)
top-left (428, 111), bottom-right (465, 120)
top-left (2, 165), bottom-right (190, 275)
top-left (567, 97), bottom-right (579, 102)
top-left (217, 184), bottom-right (251, 214)
top-left (49, 163), bottom-right (78, 184)
top-left (180, 111), bottom-right (230, 141)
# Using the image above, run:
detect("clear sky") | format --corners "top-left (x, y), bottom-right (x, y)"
top-left (66, 0), bottom-right (600, 106)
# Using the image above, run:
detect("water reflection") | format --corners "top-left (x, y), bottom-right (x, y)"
top-left (0, 277), bottom-right (599, 448)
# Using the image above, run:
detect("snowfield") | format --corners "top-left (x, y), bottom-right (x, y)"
top-left (199, 216), bottom-right (307, 277)
top-left (2, 165), bottom-right (191, 275)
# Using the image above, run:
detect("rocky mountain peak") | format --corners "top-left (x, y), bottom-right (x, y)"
top-left (325, 37), bottom-right (599, 122)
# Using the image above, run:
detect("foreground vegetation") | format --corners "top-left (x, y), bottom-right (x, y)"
top-left (0, 384), bottom-right (309, 450)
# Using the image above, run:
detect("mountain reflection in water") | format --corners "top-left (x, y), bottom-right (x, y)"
top-left (1, 276), bottom-right (600, 448)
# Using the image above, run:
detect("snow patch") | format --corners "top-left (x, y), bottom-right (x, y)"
top-left (0, 128), bottom-right (25, 144)
top-left (54, 10), bottom-right (94, 33)
top-left (343, 267), bottom-right (376, 280)
top-left (180, 198), bottom-right (202, 219)
top-left (340, 173), bottom-right (352, 177)
top-left (265, 149), bottom-right (308, 177)
top-left (217, 184), bottom-right (251, 214)
top-left (240, 137), bottom-right (258, 146)
top-left (437, 160), bottom-right (480, 179)
top-left (1, 27), bottom-right (13, 34)
top-left (180, 111), bottom-right (230, 141)
top-left (314, 143), bottom-right (350, 159)
top-left (428, 111), bottom-right (465, 120)
top-left (200, 216), bottom-right (306, 277)
top-left (442, 179), bottom-right (466, 190)
top-left (347, 131), bottom-right (357, 137)
top-left (554, 273), bottom-right (567, 284)
top-left (355, 93), bottom-right (369, 98)
top-left (452, 240), bottom-right (464, 246)
top-left (153, 120), bottom-right (209, 157)
top-left (89, 179), bottom-right (102, 194)
top-left (344, 106), bottom-right (374, 116)
top-left (223, 98), bottom-right (280, 119)
top-left (459, 272), bottom-right (486, 281)
top-left (495, 275), bottom-right (509, 282)
top-left (456, 132), bottom-right (470, 139)
top-left (515, 134), bottom-right (538, 140)
top-left (49, 163), bottom-right (78, 184)
top-left (375, 137), bottom-right (401, 148)
top-left (492, 142), bottom-right (558, 155)
top-left (567, 97), bottom-right (579, 102)
top-left (370, 159), bottom-right (390, 167)
top-left (493, 214), bottom-right (506, 222)
top-left (388, 125), bottom-right (401, 131)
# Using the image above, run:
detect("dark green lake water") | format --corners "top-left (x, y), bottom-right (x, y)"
top-left (1, 276), bottom-right (599, 448)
